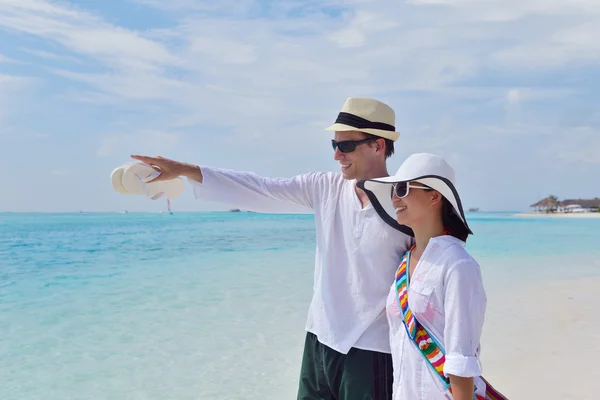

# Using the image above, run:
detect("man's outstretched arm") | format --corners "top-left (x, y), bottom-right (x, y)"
top-left (130, 155), bottom-right (325, 213)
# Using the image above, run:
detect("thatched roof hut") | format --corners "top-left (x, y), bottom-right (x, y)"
top-left (530, 195), bottom-right (560, 211)
top-left (530, 196), bottom-right (600, 212)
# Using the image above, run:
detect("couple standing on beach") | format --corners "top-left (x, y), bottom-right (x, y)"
top-left (132, 98), bottom-right (506, 400)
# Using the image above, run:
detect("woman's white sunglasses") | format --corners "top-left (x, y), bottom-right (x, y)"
top-left (391, 182), bottom-right (432, 198)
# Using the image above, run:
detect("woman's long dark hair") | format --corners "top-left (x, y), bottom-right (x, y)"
top-left (441, 197), bottom-right (470, 242)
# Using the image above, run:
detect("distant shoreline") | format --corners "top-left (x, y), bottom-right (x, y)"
top-left (513, 212), bottom-right (600, 219)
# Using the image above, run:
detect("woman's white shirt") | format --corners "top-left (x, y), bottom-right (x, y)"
top-left (386, 235), bottom-right (487, 399)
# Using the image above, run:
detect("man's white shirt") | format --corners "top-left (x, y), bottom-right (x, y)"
top-left (189, 167), bottom-right (412, 354)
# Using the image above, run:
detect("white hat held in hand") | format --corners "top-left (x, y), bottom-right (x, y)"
top-left (110, 162), bottom-right (185, 200)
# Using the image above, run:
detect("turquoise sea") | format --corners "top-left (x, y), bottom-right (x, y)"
top-left (1, 212), bottom-right (600, 399)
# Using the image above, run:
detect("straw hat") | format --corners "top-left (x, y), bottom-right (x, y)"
top-left (357, 153), bottom-right (472, 235)
top-left (325, 97), bottom-right (400, 141)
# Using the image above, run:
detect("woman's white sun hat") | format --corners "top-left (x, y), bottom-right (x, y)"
top-left (110, 162), bottom-right (185, 200)
top-left (325, 97), bottom-right (401, 141)
top-left (356, 153), bottom-right (472, 236)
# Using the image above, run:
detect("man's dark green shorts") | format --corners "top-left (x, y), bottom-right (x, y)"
top-left (297, 332), bottom-right (393, 400)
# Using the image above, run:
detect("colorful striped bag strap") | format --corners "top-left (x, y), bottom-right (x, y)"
top-left (395, 249), bottom-right (508, 400)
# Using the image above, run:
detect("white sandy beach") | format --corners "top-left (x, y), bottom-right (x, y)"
top-left (514, 212), bottom-right (600, 218)
top-left (481, 277), bottom-right (600, 399)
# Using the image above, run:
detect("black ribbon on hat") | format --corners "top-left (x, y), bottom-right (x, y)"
top-left (335, 112), bottom-right (395, 132)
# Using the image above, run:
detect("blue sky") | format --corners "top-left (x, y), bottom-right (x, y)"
top-left (1, 0), bottom-right (599, 212)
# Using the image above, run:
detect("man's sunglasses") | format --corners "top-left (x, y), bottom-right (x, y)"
top-left (331, 138), bottom-right (377, 153)
top-left (391, 182), bottom-right (432, 199)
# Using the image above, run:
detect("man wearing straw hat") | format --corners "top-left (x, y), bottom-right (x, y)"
top-left (131, 98), bottom-right (413, 399)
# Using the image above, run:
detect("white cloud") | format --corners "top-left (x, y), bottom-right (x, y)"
top-left (129, 0), bottom-right (257, 14)
top-left (0, 0), bottom-right (180, 73)
top-left (0, 74), bottom-right (26, 85)
top-left (54, 69), bottom-right (193, 101)
top-left (408, 0), bottom-right (600, 19)
top-left (20, 47), bottom-right (84, 64)
top-left (328, 28), bottom-right (366, 48)
top-left (492, 24), bottom-right (600, 69)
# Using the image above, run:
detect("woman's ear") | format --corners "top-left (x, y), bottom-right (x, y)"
top-left (431, 191), bottom-right (443, 206)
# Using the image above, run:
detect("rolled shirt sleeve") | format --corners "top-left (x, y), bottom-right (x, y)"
top-left (442, 259), bottom-right (487, 378)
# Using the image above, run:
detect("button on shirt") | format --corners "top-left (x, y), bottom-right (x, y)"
top-left (386, 236), bottom-right (487, 399)
top-left (188, 167), bottom-right (413, 354)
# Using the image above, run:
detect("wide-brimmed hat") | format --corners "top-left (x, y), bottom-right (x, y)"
top-left (325, 97), bottom-right (400, 141)
top-left (111, 162), bottom-right (185, 200)
top-left (356, 153), bottom-right (472, 236)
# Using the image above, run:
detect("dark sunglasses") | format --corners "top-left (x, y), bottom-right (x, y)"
top-left (331, 137), bottom-right (377, 153)
top-left (391, 182), bottom-right (432, 198)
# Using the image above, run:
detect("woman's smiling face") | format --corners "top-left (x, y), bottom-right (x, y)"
top-left (391, 181), bottom-right (436, 226)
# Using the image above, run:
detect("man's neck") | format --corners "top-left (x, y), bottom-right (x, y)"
top-left (353, 166), bottom-right (389, 208)
top-left (355, 165), bottom-right (390, 182)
